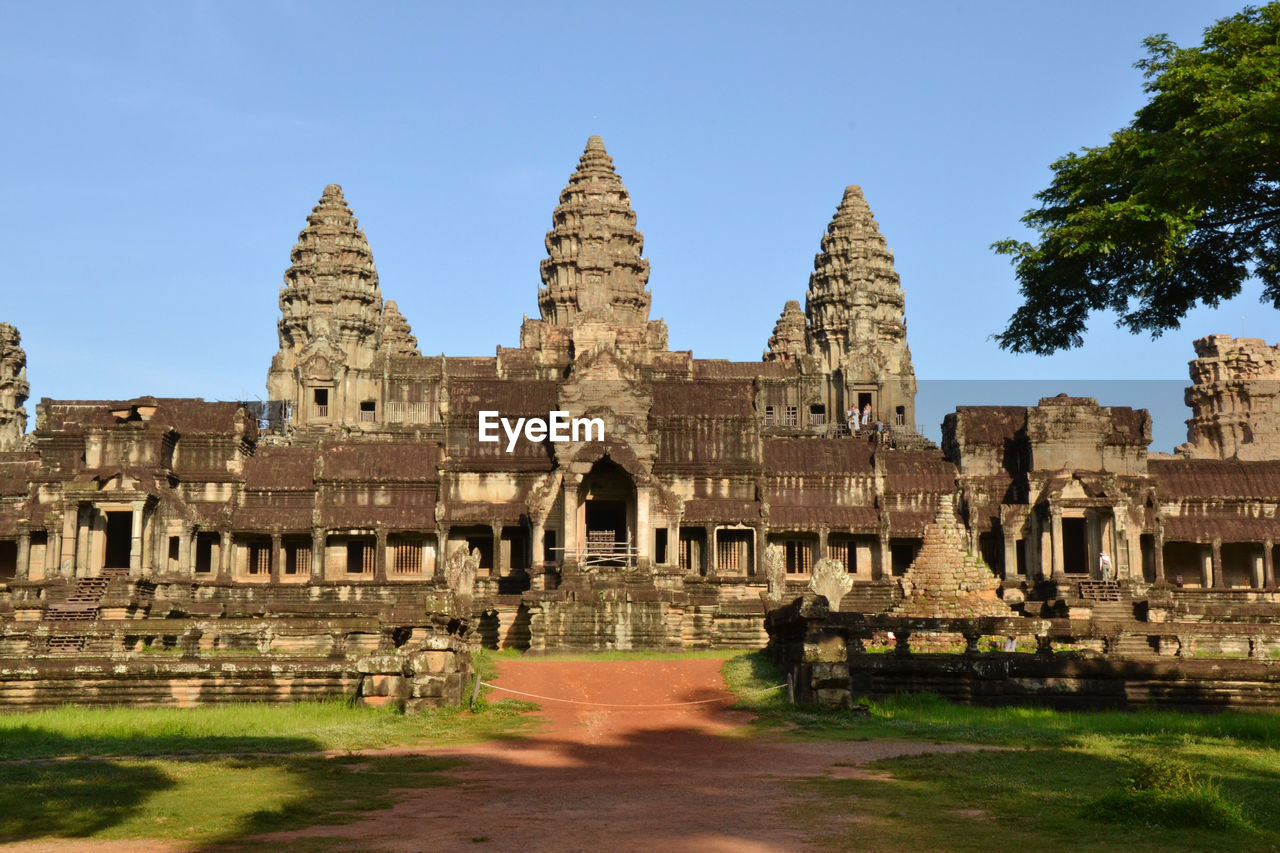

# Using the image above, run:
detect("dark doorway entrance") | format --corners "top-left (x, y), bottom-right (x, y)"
top-left (1062, 517), bottom-right (1087, 574)
top-left (580, 458), bottom-right (635, 566)
top-left (586, 501), bottom-right (626, 545)
top-left (104, 511), bottom-right (133, 570)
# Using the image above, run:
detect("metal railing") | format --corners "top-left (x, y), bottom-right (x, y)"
top-left (385, 401), bottom-right (433, 424)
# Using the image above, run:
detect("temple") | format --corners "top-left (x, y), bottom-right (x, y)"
top-left (1, 138), bottom-right (1278, 708)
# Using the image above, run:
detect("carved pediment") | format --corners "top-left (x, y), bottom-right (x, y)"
top-left (297, 336), bottom-right (346, 382)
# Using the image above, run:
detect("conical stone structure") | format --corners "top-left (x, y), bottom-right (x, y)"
top-left (268, 185), bottom-right (397, 428)
top-left (891, 496), bottom-right (1012, 618)
top-left (537, 136), bottom-right (651, 326)
top-left (519, 137), bottom-right (669, 364)
top-left (764, 300), bottom-right (806, 362)
top-left (276, 184), bottom-right (383, 363)
top-left (805, 185), bottom-right (916, 426)
top-left (0, 323), bottom-right (28, 451)
top-left (380, 300), bottom-right (420, 357)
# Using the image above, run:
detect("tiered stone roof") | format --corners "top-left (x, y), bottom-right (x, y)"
top-left (537, 136), bottom-right (651, 326)
top-left (278, 184), bottom-right (383, 354)
top-left (891, 495), bottom-right (1012, 618)
top-left (1184, 335), bottom-right (1280, 461)
top-left (380, 300), bottom-right (420, 356)
top-left (804, 185), bottom-right (914, 386)
top-left (0, 323), bottom-right (28, 451)
top-left (764, 300), bottom-right (806, 362)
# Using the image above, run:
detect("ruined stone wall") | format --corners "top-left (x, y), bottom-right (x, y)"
top-left (1183, 335), bottom-right (1280, 460)
top-left (0, 323), bottom-right (28, 451)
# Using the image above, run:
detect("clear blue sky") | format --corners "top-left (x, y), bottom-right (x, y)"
top-left (2, 1), bottom-right (1272, 449)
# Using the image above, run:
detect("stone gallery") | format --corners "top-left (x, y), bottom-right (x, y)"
top-left (1, 137), bottom-right (1278, 708)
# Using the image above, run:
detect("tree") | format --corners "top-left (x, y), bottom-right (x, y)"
top-left (993, 4), bottom-right (1280, 354)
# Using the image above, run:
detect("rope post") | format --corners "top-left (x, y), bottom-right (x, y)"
top-left (470, 675), bottom-right (483, 710)
top-left (786, 671), bottom-right (795, 705)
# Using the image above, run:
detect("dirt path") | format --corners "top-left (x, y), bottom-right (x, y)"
top-left (249, 657), bottom-right (982, 852)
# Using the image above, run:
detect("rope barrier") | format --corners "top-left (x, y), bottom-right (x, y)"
top-left (477, 680), bottom-right (787, 709)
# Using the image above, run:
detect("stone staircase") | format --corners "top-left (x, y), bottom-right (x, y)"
top-left (1078, 580), bottom-right (1121, 601)
top-left (1110, 633), bottom-right (1157, 657)
top-left (46, 576), bottom-right (112, 622)
top-left (1089, 599), bottom-right (1134, 621)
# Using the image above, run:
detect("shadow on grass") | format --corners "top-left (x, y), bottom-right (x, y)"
top-left (0, 753), bottom-right (174, 841)
top-left (0, 728), bottom-right (460, 847)
top-left (799, 747), bottom-right (1278, 853)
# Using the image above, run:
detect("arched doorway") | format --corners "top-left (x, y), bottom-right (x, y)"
top-left (578, 458), bottom-right (636, 567)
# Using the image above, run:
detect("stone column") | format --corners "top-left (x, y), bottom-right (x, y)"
top-left (219, 530), bottom-right (232, 582)
top-left (490, 522), bottom-right (503, 579)
top-left (635, 486), bottom-right (650, 567)
top-left (1153, 523), bottom-right (1166, 583)
top-left (129, 501), bottom-right (145, 575)
top-left (436, 526), bottom-right (450, 578)
top-left (675, 520), bottom-right (685, 573)
top-left (1050, 508), bottom-right (1064, 579)
top-left (1107, 508), bottom-right (1123, 579)
top-left (561, 477), bottom-right (579, 571)
top-left (271, 533), bottom-right (282, 584)
top-left (1253, 544), bottom-right (1265, 590)
top-left (178, 525), bottom-right (192, 577)
top-left (15, 531), bottom-right (29, 581)
top-left (1002, 528), bottom-right (1017, 581)
top-left (311, 528), bottom-right (326, 581)
top-left (47, 527), bottom-right (61, 579)
top-left (374, 528), bottom-right (388, 582)
top-left (76, 505), bottom-right (91, 575)
top-left (1264, 539), bottom-right (1275, 590)
top-left (877, 532), bottom-right (890, 582)
top-left (818, 526), bottom-right (829, 560)
top-left (1211, 539), bottom-right (1224, 589)
top-left (60, 509), bottom-right (77, 578)
top-left (530, 517), bottom-right (546, 589)
top-left (706, 527), bottom-right (718, 577)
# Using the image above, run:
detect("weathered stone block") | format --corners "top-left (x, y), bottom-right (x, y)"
top-left (356, 654), bottom-right (408, 675)
top-left (412, 676), bottom-right (444, 699)
top-left (409, 650), bottom-right (452, 675)
top-left (362, 674), bottom-right (407, 697)
top-left (814, 688), bottom-right (853, 710)
top-left (804, 634), bottom-right (846, 664)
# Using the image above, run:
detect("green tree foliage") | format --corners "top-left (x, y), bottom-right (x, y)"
top-left (994, 4), bottom-right (1280, 354)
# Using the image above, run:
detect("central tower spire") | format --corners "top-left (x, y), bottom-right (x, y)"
top-left (804, 185), bottom-right (916, 427)
top-left (519, 137), bottom-right (669, 366)
top-left (537, 136), bottom-right (651, 325)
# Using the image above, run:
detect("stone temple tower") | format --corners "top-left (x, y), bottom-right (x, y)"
top-left (804, 185), bottom-right (916, 428)
top-left (268, 185), bottom-right (401, 429)
top-left (0, 323), bottom-right (28, 451)
top-left (1182, 335), bottom-right (1280, 460)
top-left (764, 300), bottom-right (807, 363)
top-left (519, 136), bottom-right (669, 365)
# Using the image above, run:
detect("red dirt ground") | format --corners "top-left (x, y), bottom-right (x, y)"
top-left (251, 656), bottom-right (981, 852)
top-left (10, 657), bottom-right (983, 852)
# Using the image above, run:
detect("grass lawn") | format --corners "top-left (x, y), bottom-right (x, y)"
top-left (723, 652), bottom-right (1280, 852)
top-left (5, 649), bottom-right (1278, 851)
top-left (0, 693), bottom-right (537, 848)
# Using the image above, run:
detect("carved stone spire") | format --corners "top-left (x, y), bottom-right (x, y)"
top-left (0, 323), bottom-right (29, 450)
top-left (764, 300), bottom-right (806, 362)
top-left (277, 184), bottom-right (383, 363)
top-left (380, 300), bottom-right (420, 357)
top-left (268, 185), bottom-right (388, 428)
top-left (805, 185), bottom-right (916, 425)
top-left (537, 136), bottom-right (651, 326)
